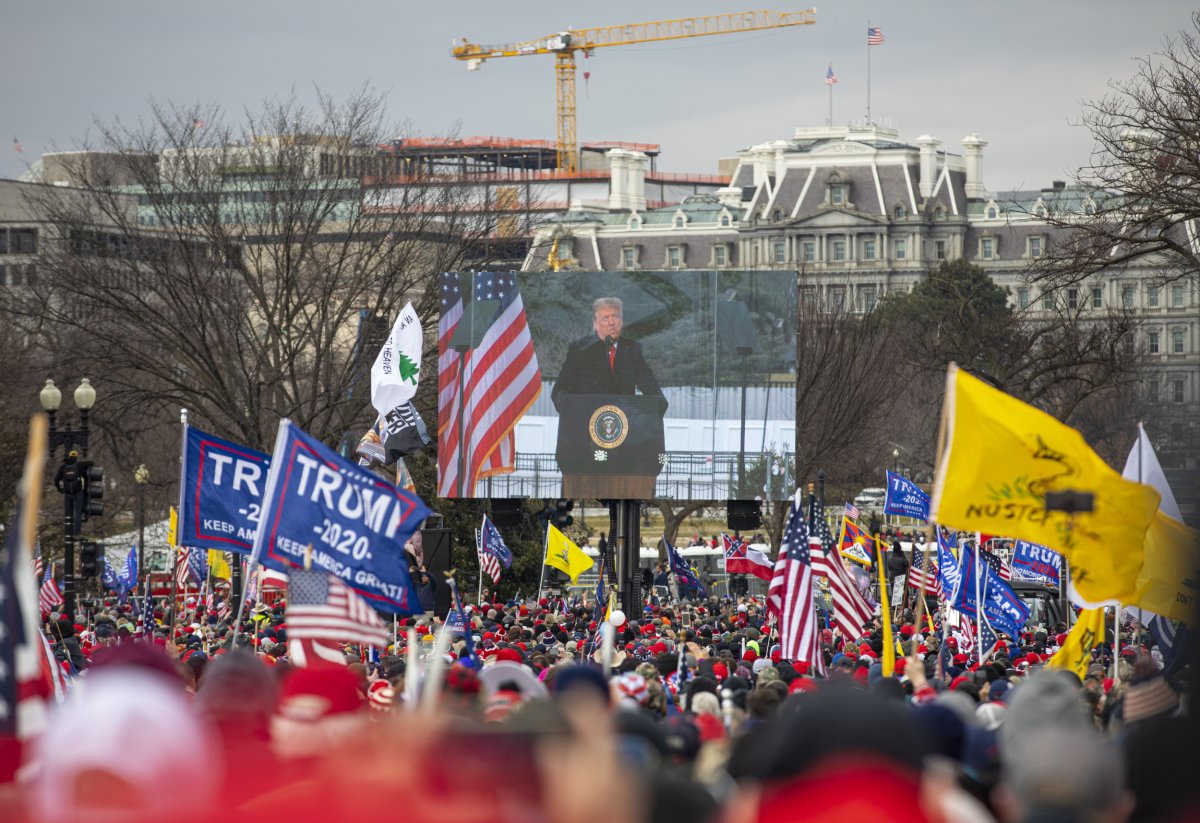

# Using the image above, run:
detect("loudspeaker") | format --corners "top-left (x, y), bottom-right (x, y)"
top-left (420, 528), bottom-right (452, 616)
top-left (726, 499), bottom-right (762, 531)
top-left (490, 498), bottom-right (523, 528)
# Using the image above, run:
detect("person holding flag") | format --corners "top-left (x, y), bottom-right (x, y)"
top-left (476, 515), bottom-right (512, 600)
top-left (540, 522), bottom-right (593, 602)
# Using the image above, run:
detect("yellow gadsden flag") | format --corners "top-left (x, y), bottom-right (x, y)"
top-left (929, 364), bottom-right (1160, 608)
top-left (544, 524), bottom-right (593, 583)
top-left (1047, 608), bottom-right (1107, 680)
top-left (167, 506), bottom-right (178, 547)
top-left (208, 550), bottom-right (232, 582)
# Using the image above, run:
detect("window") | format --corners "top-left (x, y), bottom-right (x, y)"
top-left (980, 238), bottom-right (994, 260)
top-left (1149, 286), bottom-right (1160, 308)
top-left (935, 240), bottom-right (946, 260)
top-left (829, 287), bottom-right (846, 311)
top-left (934, 206), bottom-right (946, 221)
top-left (1122, 285), bottom-right (1134, 308)
top-left (1172, 285), bottom-right (1185, 307)
top-left (1173, 378), bottom-right (1185, 404)
top-left (1043, 290), bottom-right (1055, 310)
top-left (1123, 334), bottom-right (1135, 355)
top-left (713, 244), bottom-right (728, 266)
top-left (894, 239), bottom-right (907, 260)
top-left (621, 247), bottom-right (637, 269)
top-left (894, 205), bottom-right (906, 220)
top-left (863, 239), bottom-right (876, 260)
top-left (0, 230), bottom-right (6, 255)
top-left (1172, 329), bottom-right (1185, 354)
top-left (1148, 378), bottom-right (1160, 404)
top-left (10, 229), bottom-right (36, 254)
top-left (667, 246), bottom-right (683, 268)
top-left (1017, 287), bottom-right (1030, 309)
top-left (773, 241), bottom-right (786, 263)
top-left (1067, 288), bottom-right (1079, 310)
top-left (831, 185), bottom-right (845, 206)
top-left (802, 241), bottom-right (815, 262)
top-left (986, 206), bottom-right (998, 219)
top-left (1149, 331), bottom-right (1160, 354)
top-left (673, 215), bottom-right (685, 229)
top-left (801, 286), bottom-right (818, 305)
top-left (832, 239), bottom-right (846, 261)
top-left (0, 264), bottom-right (5, 284)
top-left (720, 214), bottom-right (732, 227)
top-left (862, 286), bottom-right (877, 312)
top-left (1029, 236), bottom-right (1043, 258)
top-left (772, 209), bottom-right (782, 222)
top-left (1092, 287), bottom-right (1102, 308)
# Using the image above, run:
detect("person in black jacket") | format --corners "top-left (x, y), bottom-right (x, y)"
top-left (550, 297), bottom-right (667, 414)
top-left (886, 538), bottom-right (910, 587)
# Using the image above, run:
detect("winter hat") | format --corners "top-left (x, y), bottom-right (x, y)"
top-left (367, 679), bottom-right (395, 711)
top-left (271, 666), bottom-right (367, 760)
top-left (614, 672), bottom-right (650, 707)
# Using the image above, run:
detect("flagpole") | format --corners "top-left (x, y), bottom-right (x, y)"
top-left (866, 20), bottom-right (872, 125)
top-left (475, 526), bottom-right (484, 606)
top-left (828, 65), bottom-right (834, 126)
top-left (174, 409), bottom-right (188, 631)
top-left (974, 533), bottom-right (983, 663)
top-left (537, 520), bottom-right (549, 605)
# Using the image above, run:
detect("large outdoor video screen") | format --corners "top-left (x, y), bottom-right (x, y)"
top-left (436, 270), bottom-right (796, 501)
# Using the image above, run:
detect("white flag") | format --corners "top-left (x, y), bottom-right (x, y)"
top-left (371, 302), bottom-right (422, 418)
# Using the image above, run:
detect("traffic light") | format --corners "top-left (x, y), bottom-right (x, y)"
top-left (552, 499), bottom-right (574, 529)
top-left (81, 462), bottom-right (104, 520)
top-left (79, 541), bottom-right (100, 578)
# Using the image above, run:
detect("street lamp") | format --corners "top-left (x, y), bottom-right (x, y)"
top-left (135, 464), bottom-right (150, 596)
top-left (41, 377), bottom-right (101, 618)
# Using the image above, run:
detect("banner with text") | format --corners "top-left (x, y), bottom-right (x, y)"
top-left (251, 419), bottom-right (431, 615)
top-left (884, 471), bottom-right (930, 521)
top-left (951, 547), bottom-right (1030, 639)
top-left (180, 426), bottom-right (271, 554)
top-left (1010, 540), bottom-right (1062, 587)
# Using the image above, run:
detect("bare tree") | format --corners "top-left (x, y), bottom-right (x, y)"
top-left (7, 88), bottom-right (494, 453)
top-left (1031, 12), bottom-right (1200, 289)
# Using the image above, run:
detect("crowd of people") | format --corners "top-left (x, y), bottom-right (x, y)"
top-left (5, 587), bottom-right (1195, 823)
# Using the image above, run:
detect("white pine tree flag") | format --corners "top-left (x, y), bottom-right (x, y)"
top-left (371, 302), bottom-right (423, 418)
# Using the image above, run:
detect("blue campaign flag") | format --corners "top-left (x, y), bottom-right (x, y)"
top-left (666, 537), bottom-right (706, 597)
top-left (101, 557), bottom-right (120, 592)
top-left (936, 529), bottom-right (960, 599)
top-left (951, 548), bottom-right (1030, 639)
top-left (187, 547), bottom-right (208, 588)
top-left (251, 419), bottom-right (431, 615)
top-left (117, 546), bottom-right (138, 592)
top-left (180, 426), bottom-right (272, 555)
top-left (884, 471), bottom-right (930, 521)
top-left (1010, 540), bottom-right (1062, 587)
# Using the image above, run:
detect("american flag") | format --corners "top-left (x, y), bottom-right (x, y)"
top-left (437, 271), bottom-right (542, 497)
top-left (868, 26), bottom-right (885, 45)
top-left (286, 567), bottom-right (387, 648)
top-left (31, 556), bottom-right (43, 582)
top-left (824, 64), bottom-right (838, 86)
top-left (844, 501), bottom-right (860, 521)
top-left (906, 546), bottom-right (941, 596)
top-left (174, 549), bottom-right (189, 591)
top-left (810, 499), bottom-right (874, 642)
top-left (768, 493), bottom-right (825, 672)
top-left (476, 515), bottom-right (512, 585)
top-left (977, 612), bottom-right (1000, 662)
top-left (38, 561), bottom-right (63, 616)
top-left (979, 546), bottom-right (1012, 581)
top-left (11, 137), bottom-right (22, 154)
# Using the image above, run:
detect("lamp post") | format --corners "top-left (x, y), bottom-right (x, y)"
top-left (41, 377), bottom-right (98, 619)
top-left (135, 464), bottom-right (149, 596)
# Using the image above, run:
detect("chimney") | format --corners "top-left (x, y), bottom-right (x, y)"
top-left (961, 134), bottom-right (988, 198)
top-left (917, 135), bottom-right (940, 200)
top-left (626, 151), bottom-right (648, 212)
top-left (607, 149), bottom-right (628, 211)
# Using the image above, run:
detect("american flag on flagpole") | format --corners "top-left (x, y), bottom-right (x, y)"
top-left (868, 26), bottom-right (885, 45)
top-left (38, 561), bottom-right (63, 616)
top-left (768, 492), bottom-right (825, 673)
top-left (979, 546), bottom-right (1012, 581)
top-left (906, 546), bottom-right (941, 596)
top-left (11, 137), bottom-right (22, 154)
top-left (437, 271), bottom-right (542, 497)
top-left (476, 515), bottom-right (512, 585)
top-left (844, 501), bottom-right (860, 521)
top-left (811, 499), bottom-right (873, 642)
top-left (824, 64), bottom-right (838, 86)
top-left (286, 567), bottom-right (388, 648)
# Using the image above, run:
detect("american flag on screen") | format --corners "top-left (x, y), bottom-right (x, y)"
top-left (767, 493), bottom-right (825, 673)
top-left (437, 271), bottom-right (541, 497)
top-left (476, 514), bottom-right (512, 585)
top-left (286, 567), bottom-right (387, 648)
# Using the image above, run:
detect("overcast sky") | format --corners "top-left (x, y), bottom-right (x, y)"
top-left (2, 1), bottom-right (1194, 189)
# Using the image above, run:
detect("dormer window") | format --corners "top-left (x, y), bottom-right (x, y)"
top-left (720, 213), bottom-right (732, 227)
top-left (628, 214), bottom-right (642, 230)
top-left (673, 214), bottom-right (686, 229)
top-left (826, 171), bottom-right (849, 207)
top-left (830, 185), bottom-right (846, 206)
top-left (894, 204), bottom-right (906, 220)
top-left (772, 209), bottom-right (782, 222)
top-left (986, 205), bottom-right (998, 219)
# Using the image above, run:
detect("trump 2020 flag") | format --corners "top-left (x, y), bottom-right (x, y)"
top-left (884, 471), bottom-right (930, 521)
top-left (371, 302), bottom-right (422, 419)
top-left (179, 425), bottom-right (271, 554)
top-left (251, 419), bottom-right (431, 615)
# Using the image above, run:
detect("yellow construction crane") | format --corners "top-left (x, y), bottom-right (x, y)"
top-left (452, 9), bottom-right (817, 172)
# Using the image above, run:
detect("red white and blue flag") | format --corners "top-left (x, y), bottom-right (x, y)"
top-left (437, 271), bottom-right (541, 497)
top-left (767, 493), bottom-right (825, 672)
top-left (811, 500), bottom-right (874, 642)
top-left (868, 26), bottom-right (885, 45)
top-left (476, 515), bottom-right (512, 585)
top-left (38, 561), bottom-right (63, 616)
top-left (906, 547), bottom-right (941, 596)
top-left (824, 64), bottom-right (838, 86)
